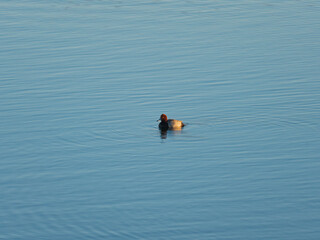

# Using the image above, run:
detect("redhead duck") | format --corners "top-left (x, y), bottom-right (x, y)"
top-left (158, 114), bottom-right (185, 130)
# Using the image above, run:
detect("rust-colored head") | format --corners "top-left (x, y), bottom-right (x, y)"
top-left (159, 114), bottom-right (168, 122)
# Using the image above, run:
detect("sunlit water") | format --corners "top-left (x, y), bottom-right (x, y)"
top-left (1, 1), bottom-right (320, 239)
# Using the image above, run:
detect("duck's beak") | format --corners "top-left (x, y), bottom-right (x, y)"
top-left (157, 119), bottom-right (161, 122)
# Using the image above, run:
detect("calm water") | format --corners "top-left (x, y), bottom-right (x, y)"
top-left (1, 0), bottom-right (320, 239)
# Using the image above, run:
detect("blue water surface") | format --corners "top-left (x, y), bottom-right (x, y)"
top-left (1, 0), bottom-right (320, 239)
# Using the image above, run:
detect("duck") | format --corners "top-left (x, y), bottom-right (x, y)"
top-left (158, 114), bottom-right (185, 130)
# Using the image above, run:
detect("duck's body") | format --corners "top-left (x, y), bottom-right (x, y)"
top-left (158, 114), bottom-right (185, 130)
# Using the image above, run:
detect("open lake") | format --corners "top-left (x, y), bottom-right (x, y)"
top-left (1, 0), bottom-right (320, 239)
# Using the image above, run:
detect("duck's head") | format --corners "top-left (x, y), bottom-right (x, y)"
top-left (159, 114), bottom-right (168, 122)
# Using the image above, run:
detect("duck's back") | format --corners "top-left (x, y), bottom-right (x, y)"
top-left (168, 119), bottom-right (184, 129)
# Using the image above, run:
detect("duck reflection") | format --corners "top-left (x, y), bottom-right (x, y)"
top-left (160, 129), bottom-right (168, 139)
top-left (159, 129), bottom-right (183, 139)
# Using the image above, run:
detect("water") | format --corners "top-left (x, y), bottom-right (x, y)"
top-left (1, 1), bottom-right (320, 239)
